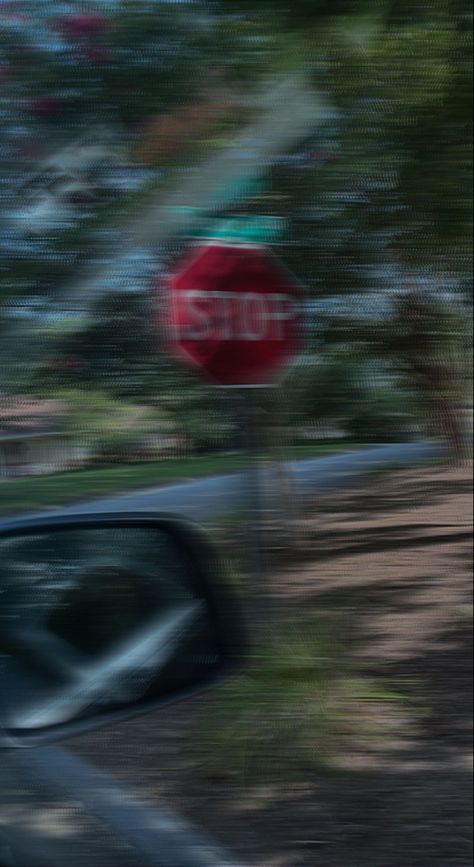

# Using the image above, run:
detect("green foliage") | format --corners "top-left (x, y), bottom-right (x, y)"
top-left (284, 350), bottom-right (422, 441)
top-left (226, 0), bottom-right (472, 295)
top-left (54, 388), bottom-right (163, 452)
top-left (197, 620), bottom-right (406, 780)
top-left (1, 0), bottom-right (471, 451)
top-left (289, 2), bottom-right (471, 277)
top-left (345, 391), bottom-right (418, 441)
top-left (197, 623), bottom-right (343, 779)
top-left (1, 2), bottom-right (205, 131)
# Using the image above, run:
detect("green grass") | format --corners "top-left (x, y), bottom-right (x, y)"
top-left (0, 443), bottom-right (367, 517)
top-left (195, 619), bottom-right (407, 782)
top-left (0, 453), bottom-right (242, 517)
top-left (196, 621), bottom-right (344, 781)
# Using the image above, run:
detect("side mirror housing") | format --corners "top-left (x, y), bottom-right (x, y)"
top-left (0, 513), bottom-right (244, 747)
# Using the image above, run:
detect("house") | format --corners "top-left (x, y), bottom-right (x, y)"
top-left (0, 394), bottom-right (200, 478)
top-left (0, 397), bottom-right (88, 479)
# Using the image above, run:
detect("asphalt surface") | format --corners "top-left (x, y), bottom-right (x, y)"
top-left (1, 747), bottom-right (243, 867)
top-left (23, 440), bottom-right (445, 524)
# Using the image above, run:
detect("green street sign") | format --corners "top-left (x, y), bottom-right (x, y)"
top-left (169, 173), bottom-right (280, 242)
top-left (207, 214), bottom-right (286, 244)
top-left (173, 210), bottom-right (286, 244)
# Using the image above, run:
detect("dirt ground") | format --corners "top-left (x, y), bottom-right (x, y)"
top-left (70, 462), bottom-right (473, 867)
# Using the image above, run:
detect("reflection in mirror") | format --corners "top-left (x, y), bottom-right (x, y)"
top-left (0, 525), bottom-right (222, 736)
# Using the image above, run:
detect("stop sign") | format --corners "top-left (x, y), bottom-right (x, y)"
top-left (165, 243), bottom-right (302, 386)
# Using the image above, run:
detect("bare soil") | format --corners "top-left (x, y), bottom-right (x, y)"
top-left (70, 462), bottom-right (473, 867)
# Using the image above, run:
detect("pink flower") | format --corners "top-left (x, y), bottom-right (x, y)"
top-left (27, 96), bottom-right (63, 118)
top-left (17, 140), bottom-right (44, 160)
top-left (56, 13), bottom-right (110, 38)
top-left (81, 43), bottom-right (110, 65)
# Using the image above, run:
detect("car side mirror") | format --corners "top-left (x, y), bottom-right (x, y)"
top-left (0, 513), bottom-right (243, 747)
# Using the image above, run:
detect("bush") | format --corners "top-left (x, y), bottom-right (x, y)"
top-left (196, 616), bottom-right (408, 783)
top-left (196, 622), bottom-right (348, 781)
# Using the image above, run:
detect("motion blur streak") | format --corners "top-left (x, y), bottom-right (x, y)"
top-left (0, 1), bottom-right (472, 866)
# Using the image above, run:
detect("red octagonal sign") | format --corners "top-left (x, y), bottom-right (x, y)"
top-left (165, 243), bottom-right (302, 386)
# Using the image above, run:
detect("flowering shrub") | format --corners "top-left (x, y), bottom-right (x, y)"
top-left (55, 13), bottom-right (110, 39)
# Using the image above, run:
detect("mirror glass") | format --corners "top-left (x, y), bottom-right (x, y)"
top-left (0, 524), bottom-right (222, 737)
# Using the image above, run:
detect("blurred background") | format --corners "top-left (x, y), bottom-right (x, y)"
top-left (0, 4), bottom-right (472, 867)
top-left (0, 0), bottom-right (471, 506)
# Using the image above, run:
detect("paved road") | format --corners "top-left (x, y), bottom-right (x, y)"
top-left (16, 440), bottom-right (445, 525)
top-left (1, 746), bottom-right (243, 867)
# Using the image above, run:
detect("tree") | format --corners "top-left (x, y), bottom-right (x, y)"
top-left (228, 0), bottom-right (472, 452)
top-left (1, 2), bottom-right (208, 132)
top-left (29, 288), bottom-right (234, 454)
top-left (0, 1), bottom-right (221, 309)
top-left (1, 0), bottom-right (471, 459)
top-left (316, 289), bottom-right (472, 455)
top-left (375, 292), bottom-right (471, 456)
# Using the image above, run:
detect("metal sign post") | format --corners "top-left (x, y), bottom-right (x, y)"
top-left (164, 238), bottom-right (303, 633)
top-left (233, 388), bottom-right (271, 630)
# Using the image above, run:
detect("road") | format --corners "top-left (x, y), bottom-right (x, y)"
top-left (1, 746), bottom-right (243, 867)
top-left (15, 440), bottom-right (445, 525)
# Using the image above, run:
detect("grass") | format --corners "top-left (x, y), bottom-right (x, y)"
top-left (196, 621), bottom-right (344, 781)
top-left (0, 453), bottom-right (243, 518)
top-left (195, 618), bottom-right (407, 782)
top-left (0, 442), bottom-right (367, 517)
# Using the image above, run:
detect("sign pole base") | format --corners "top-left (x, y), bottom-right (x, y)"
top-left (234, 388), bottom-right (272, 634)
